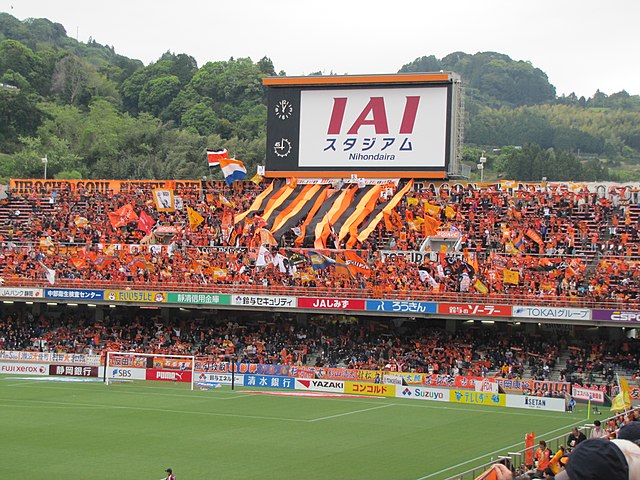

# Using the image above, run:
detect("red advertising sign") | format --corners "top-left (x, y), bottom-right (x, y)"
top-left (297, 297), bottom-right (365, 310)
top-left (146, 368), bottom-right (192, 383)
top-left (437, 303), bottom-right (513, 317)
top-left (49, 365), bottom-right (99, 377)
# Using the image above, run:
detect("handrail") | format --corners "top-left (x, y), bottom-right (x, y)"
top-left (3, 277), bottom-right (640, 310)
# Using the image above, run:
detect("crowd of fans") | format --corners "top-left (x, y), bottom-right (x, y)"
top-left (0, 180), bottom-right (639, 307)
top-left (1, 306), bottom-right (638, 386)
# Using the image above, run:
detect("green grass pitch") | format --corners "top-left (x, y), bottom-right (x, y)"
top-left (0, 376), bottom-right (586, 480)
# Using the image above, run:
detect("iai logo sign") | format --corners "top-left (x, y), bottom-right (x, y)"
top-left (299, 87), bottom-right (448, 168)
top-left (513, 306), bottom-right (590, 320)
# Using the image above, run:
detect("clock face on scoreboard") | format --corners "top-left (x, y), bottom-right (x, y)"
top-left (274, 99), bottom-right (293, 120)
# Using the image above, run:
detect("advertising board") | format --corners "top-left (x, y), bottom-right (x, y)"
top-left (146, 368), bottom-right (192, 382)
top-left (0, 362), bottom-right (48, 375)
top-left (505, 395), bottom-right (566, 412)
top-left (295, 378), bottom-right (345, 393)
top-left (396, 386), bottom-right (448, 402)
top-left (592, 309), bottom-right (640, 322)
top-left (344, 381), bottom-right (396, 397)
top-left (231, 295), bottom-right (295, 308)
top-left (263, 74), bottom-right (456, 178)
top-left (366, 300), bottom-right (437, 314)
top-left (243, 375), bottom-right (294, 389)
top-left (105, 290), bottom-right (166, 303)
top-left (513, 306), bottom-right (590, 321)
top-left (438, 303), bottom-right (512, 317)
top-left (297, 297), bottom-right (365, 310)
top-left (0, 287), bottom-right (43, 298)
top-left (449, 390), bottom-right (506, 407)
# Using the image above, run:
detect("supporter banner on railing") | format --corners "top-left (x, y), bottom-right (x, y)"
top-left (0, 351), bottom-right (101, 366)
top-left (592, 309), bottom-right (640, 322)
top-left (438, 303), bottom-right (512, 317)
top-left (105, 290), bottom-right (166, 303)
top-left (45, 288), bottom-right (104, 301)
top-left (450, 390), bottom-right (506, 407)
top-left (495, 378), bottom-right (570, 395)
top-left (231, 294), bottom-right (296, 309)
top-left (297, 297), bottom-right (365, 310)
top-left (572, 386), bottom-right (605, 403)
top-left (9, 179), bottom-right (204, 194)
top-left (0, 287), bottom-right (43, 298)
top-left (366, 300), bottom-right (437, 314)
top-left (167, 292), bottom-right (231, 305)
top-left (513, 306), bottom-right (591, 321)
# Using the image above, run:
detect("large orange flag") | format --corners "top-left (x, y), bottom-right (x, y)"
top-left (344, 251), bottom-right (371, 277)
top-left (108, 204), bottom-right (138, 228)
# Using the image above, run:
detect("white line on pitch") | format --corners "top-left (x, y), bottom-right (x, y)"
top-left (0, 397), bottom-right (310, 422)
top-left (308, 403), bottom-right (394, 422)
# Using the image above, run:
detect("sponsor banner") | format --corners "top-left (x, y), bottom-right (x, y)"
top-left (295, 378), bottom-right (345, 393)
top-left (438, 303), bottom-right (513, 317)
top-left (231, 294), bottom-right (295, 309)
top-left (344, 381), bottom-right (396, 397)
top-left (167, 292), bottom-right (231, 305)
top-left (366, 299), bottom-right (437, 314)
top-left (108, 367), bottom-right (147, 380)
top-left (0, 362), bottom-right (48, 375)
top-left (513, 306), bottom-right (591, 321)
top-left (290, 366), bottom-right (378, 382)
top-left (572, 386), bottom-right (605, 404)
top-left (592, 309), bottom-right (640, 322)
top-left (397, 386), bottom-right (448, 402)
top-left (50, 365), bottom-right (99, 377)
top-left (0, 350), bottom-right (101, 366)
top-left (146, 368), bottom-right (192, 383)
top-left (505, 395), bottom-right (566, 412)
top-left (196, 373), bottom-right (244, 385)
top-left (45, 288), bottom-right (104, 301)
top-left (450, 390), bottom-right (506, 407)
top-left (297, 297), bottom-right (365, 310)
top-left (0, 287), bottom-right (43, 298)
top-left (243, 375), bottom-right (295, 390)
top-left (105, 290), bottom-right (166, 303)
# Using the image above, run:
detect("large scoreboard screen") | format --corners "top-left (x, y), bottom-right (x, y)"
top-left (263, 73), bottom-right (458, 178)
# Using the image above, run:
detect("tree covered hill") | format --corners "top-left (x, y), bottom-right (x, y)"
top-left (1, 12), bottom-right (640, 181)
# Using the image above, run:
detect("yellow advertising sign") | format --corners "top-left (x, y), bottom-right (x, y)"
top-left (449, 390), bottom-right (505, 407)
top-left (104, 290), bottom-right (166, 303)
top-left (345, 381), bottom-right (396, 397)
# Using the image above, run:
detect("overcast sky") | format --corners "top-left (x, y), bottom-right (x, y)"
top-left (2, 0), bottom-right (638, 98)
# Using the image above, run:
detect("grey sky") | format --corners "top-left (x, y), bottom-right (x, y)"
top-left (2, 0), bottom-right (638, 97)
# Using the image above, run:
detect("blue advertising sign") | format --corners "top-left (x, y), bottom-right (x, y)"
top-left (243, 375), bottom-right (294, 390)
top-left (366, 300), bottom-right (437, 314)
top-left (45, 289), bottom-right (104, 301)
